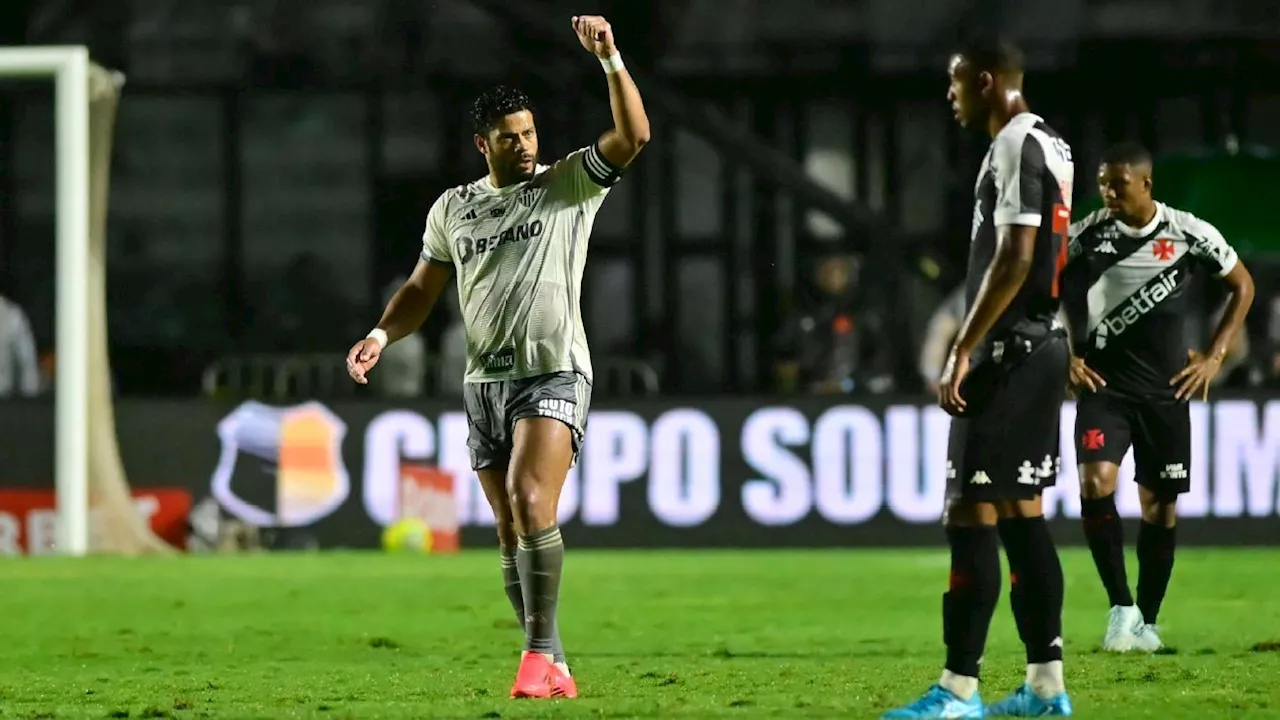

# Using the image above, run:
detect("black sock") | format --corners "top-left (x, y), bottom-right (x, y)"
top-left (999, 516), bottom-right (1065, 664)
top-left (943, 525), bottom-right (1002, 678)
top-left (516, 526), bottom-right (565, 656)
top-left (1136, 522), bottom-right (1177, 625)
top-left (1080, 494), bottom-right (1134, 607)
top-left (501, 548), bottom-right (568, 664)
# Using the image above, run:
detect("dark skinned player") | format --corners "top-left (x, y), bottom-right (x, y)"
top-left (884, 36), bottom-right (1074, 719)
top-left (1063, 141), bottom-right (1254, 653)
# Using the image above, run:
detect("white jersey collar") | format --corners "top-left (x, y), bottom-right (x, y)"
top-left (1113, 202), bottom-right (1165, 238)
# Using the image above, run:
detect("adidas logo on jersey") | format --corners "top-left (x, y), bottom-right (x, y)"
top-left (1096, 240), bottom-right (1118, 254)
top-left (1097, 267), bottom-right (1181, 343)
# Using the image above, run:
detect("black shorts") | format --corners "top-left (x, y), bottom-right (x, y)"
top-left (945, 327), bottom-right (1069, 503)
top-left (462, 371), bottom-right (592, 471)
top-left (1074, 388), bottom-right (1191, 496)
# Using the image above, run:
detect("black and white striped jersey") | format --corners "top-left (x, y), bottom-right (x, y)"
top-left (1065, 202), bottom-right (1238, 398)
top-left (966, 113), bottom-right (1076, 339)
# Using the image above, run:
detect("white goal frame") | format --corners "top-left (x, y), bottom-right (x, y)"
top-left (0, 46), bottom-right (91, 555)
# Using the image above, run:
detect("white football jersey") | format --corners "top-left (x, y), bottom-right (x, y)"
top-left (420, 144), bottom-right (623, 383)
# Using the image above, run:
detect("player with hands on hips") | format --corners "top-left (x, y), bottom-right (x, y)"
top-left (1061, 141), bottom-right (1254, 655)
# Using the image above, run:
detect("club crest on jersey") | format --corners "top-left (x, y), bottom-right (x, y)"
top-left (517, 187), bottom-right (545, 208)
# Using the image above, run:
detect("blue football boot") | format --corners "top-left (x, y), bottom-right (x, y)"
top-left (882, 684), bottom-right (985, 718)
top-left (985, 684), bottom-right (1073, 716)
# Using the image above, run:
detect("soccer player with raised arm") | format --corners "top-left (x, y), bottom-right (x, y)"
top-left (344, 15), bottom-right (649, 700)
top-left (884, 37), bottom-right (1074, 719)
top-left (1063, 142), bottom-right (1254, 653)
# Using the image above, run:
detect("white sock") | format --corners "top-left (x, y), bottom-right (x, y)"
top-left (554, 661), bottom-right (571, 677)
top-left (939, 669), bottom-right (979, 701)
top-left (1026, 661), bottom-right (1065, 698)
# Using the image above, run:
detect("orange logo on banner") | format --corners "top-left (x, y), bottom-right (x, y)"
top-left (212, 401), bottom-right (351, 528)
top-left (399, 464), bottom-right (460, 553)
top-left (277, 406), bottom-right (347, 526)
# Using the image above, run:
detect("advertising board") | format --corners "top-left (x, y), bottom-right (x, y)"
top-left (0, 397), bottom-right (1276, 549)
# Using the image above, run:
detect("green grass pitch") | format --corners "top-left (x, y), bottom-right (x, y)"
top-left (2, 549), bottom-right (1278, 718)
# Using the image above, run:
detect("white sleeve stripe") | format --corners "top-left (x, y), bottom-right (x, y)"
top-left (994, 211), bottom-right (1042, 227)
top-left (583, 144), bottom-right (622, 186)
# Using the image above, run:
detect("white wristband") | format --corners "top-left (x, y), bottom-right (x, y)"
top-left (365, 328), bottom-right (388, 349)
top-left (599, 53), bottom-right (624, 74)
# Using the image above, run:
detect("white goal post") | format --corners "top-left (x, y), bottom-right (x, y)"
top-left (0, 46), bottom-right (91, 555)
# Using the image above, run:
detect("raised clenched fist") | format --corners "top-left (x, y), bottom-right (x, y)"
top-left (571, 15), bottom-right (617, 59)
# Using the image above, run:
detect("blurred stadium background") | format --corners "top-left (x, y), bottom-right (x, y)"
top-left (3, 0), bottom-right (1280, 550)
top-left (0, 0), bottom-right (1278, 544)
top-left (0, 2), bottom-right (1279, 716)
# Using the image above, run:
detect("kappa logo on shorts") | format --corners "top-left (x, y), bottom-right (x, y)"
top-left (1036, 455), bottom-right (1056, 480)
top-left (1160, 463), bottom-right (1188, 480)
top-left (969, 471), bottom-right (992, 485)
top-left (1017, 461), bottom-right (1038, 485)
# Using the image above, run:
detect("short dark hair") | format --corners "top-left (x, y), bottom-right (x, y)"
top-left (470, 85), bottom-right (534, 135)
top-left (1100, 141), bottom-right (1153, 168)
top-left (954, 35), bottom-right (1024, 76)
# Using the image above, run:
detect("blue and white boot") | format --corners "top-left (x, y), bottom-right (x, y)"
top-left (986, 684), bottom-right (1073, 716)
top-left (882, 684), bottom-right (984, 719)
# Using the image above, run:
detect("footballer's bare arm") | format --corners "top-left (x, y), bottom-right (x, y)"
top-left (379, 258), bottom-right (454, 344)
top-left (346, 259), bottom-right (452, 384)
top-left (572, 15), bottom-right (650, 168)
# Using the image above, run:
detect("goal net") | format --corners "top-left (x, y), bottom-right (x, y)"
top-left (1, 47), bottom-right (172, 556)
